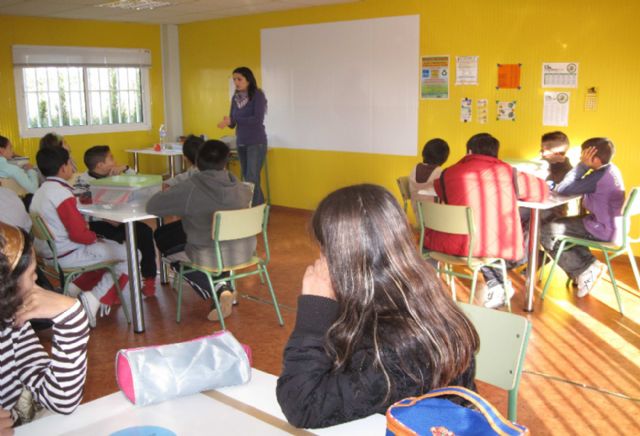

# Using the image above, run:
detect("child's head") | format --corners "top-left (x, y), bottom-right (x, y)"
top-left (311, 184), bottom-right (479, 394)
top-left (39, 132), bottom-right (69, 152)
top-left (0, 135), bottom-right (15, 159)
top-left (466, 133), bottom-right (499, 157)
top-left (541, 131), bottom-right (569, 162)
top-left (421, 138), bottom-right (449, 166)
top-left (196, 140), bottom-right (229, 171)
top-left (182, 135), bottom-right (205, 166)
top-left (581, 137), bottom-right (615, 167)
top-left (84, 145), bottom-right (115, 174)
top-left (37, 146), bottom-right (73, 179)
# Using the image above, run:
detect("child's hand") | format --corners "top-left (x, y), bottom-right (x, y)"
top-left (301, 256), bottom-right (336, 300)
top-left (217, 116), bottom-right (231, 129)
top-left (14, 285), bottom-right (76, 327)
top-left (580, 146), bottom-right (598, 167)
top-left (0, 408), bottom-right (13, 436)
top-left (109, 165), bottom-right (128, 176)
top-left (23, 163), bottom-right (33, 171)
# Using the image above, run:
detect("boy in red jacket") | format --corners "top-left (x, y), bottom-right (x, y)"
top-left (424, 133), bottom-right (549, 308)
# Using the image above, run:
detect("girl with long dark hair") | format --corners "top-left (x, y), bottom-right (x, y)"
top-left (0, 223), bottom-right (89, 428)
top-left (217, 66), bottom-right (268, 206)
top-left (276, 184), bottom-right (479, 428)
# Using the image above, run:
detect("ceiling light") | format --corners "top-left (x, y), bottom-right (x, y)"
top-left (97, 0), bottom-right (171, 11)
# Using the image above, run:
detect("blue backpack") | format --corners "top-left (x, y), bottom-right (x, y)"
top-left (386, 386), bottom-right (529, 436)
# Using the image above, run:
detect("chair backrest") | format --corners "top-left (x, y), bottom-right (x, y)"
top-left (29, 212), bottom-right (62, 268)
top-left (622, 187), bottom-right (640, 239)
top-left (212, 203), bottom-right (267, 242)
top-left (418, 201), bottom-right (474, 236)
top-left (396, 176), bottom-right (411, 212)
top-left (458, 302), bottom-right (531, 391)
top-left (0, 178), bottom-right (28, 197)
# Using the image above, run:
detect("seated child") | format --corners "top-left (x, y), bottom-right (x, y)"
top-left (154, 135), bottom-right (205, 256)
top-left (423, 133), bottom-right (549, 308)
top-left (408, 138), bottom-right (449, 219)
top-left (0, 135), bottom-right (38, 195)
top-left (276, 184), bottom-right (478, 428)
top-left (30, 147), bottom-right (131, 327)
top-left (147, 140), bottom-right (254, 321)
top-left (0, 223), bottom-right (90, 427)
top-left (541, 138), bottom-right (625, 297)
top-left (75, 146), bottom-right (157, 297)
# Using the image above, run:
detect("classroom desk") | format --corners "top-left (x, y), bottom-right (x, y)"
top-left (126, 148), bottom-right (184, 178)
top-left (15, 368), bottom-right (385, 435)
top-left (417, 188), bottom-right (578, 312)
top-left (78, 205), bottom-right (157, 334)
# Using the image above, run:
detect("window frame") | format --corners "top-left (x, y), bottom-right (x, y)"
top-left (12, 46), bottom-right (152, 138)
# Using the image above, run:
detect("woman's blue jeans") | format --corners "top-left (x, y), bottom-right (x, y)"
top-left (238, 143), bottom-right (267, 205)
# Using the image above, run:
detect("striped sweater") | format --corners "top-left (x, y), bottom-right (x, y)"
top-left (0, 301), bottom-right (89, 424)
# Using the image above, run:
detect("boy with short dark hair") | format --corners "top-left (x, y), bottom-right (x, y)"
top-left (30, 146), bottom-right (130, 327)
top-left (541, 137), bottom-right (625, 297)
top-left (75, 145), bottom-right (157, 297)
top-left (164, 134), bottom-right (205, 188)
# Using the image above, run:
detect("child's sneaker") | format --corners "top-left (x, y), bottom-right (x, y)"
top-left (142, 277), bottom-right (156, 297)
top-left (78, 292), bottom-right (100, 328)
top-left (207, 288), bottom-right (234, 322)
top-left (576, 261), bottom-right (605, 298)
top-left (483, 280), bottom-right (514, 309)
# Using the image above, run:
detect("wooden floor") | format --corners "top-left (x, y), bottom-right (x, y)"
top-left (38, 206), bottom-right (640, 435)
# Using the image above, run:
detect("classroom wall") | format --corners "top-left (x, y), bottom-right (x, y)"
top-left (179, 0), bottom-right (640, 216)
top-left (0, 15), bottom-right (165, 173)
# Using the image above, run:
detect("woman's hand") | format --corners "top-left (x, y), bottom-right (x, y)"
top-left (0, 408), bottom-right (13, 436)
top-left (217, 116), bottom-right (231, 129)
top-left (301, 257), bottom-right (336, 300)
top-left (14, 285), bottom-right (76, 327)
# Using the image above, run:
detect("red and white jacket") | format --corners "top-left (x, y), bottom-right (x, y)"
top-left (423, 154), bottom-right (549, 261)
top-left (30, 177), bottom-right (97, 259)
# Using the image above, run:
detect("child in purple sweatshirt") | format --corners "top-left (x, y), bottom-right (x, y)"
top-left (540, 137), bottom-right (625, 297)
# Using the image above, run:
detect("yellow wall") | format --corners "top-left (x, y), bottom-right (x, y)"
top-left (0, 15), bottom-right (165, 173)
top-left (179, 0), bottom-right (640, 214)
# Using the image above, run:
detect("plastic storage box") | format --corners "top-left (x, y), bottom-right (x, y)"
top-left (89, 174), bottom-right (162, 209)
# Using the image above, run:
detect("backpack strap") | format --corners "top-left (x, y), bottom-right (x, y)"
top-left (414, 386), bottom-right (529, 436)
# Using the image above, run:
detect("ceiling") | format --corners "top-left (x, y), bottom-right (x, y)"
top-left (0, 0), bottom-right (357, 25)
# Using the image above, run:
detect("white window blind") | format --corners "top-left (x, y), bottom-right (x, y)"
top-left (12, 45), bottom-right (151, 68)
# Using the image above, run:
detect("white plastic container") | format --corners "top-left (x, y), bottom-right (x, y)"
top-left (89, 174), bottom-right (162, 209)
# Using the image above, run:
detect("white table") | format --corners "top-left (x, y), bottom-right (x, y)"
top-left (126, 148), bottom-right (184, 178)
top-left (16, 369), bottom-right (385, 435)
top-left (78, 205), bottom-right (157, 333)
top-left (417, 188), bottom-right (578, 311)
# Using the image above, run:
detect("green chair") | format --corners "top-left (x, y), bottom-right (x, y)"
top-left (175, 204), bottom-right (284, 328)
top-left (541, 187), bottom-right (640, 315)
top-left (30, 213), bottom-right (131, 323)
top-left (459, 302), bottom-right (531, 422)
top-left (418, 201), bottom-right (511, 311)
top-left (396, 176), bottom-right (411, 213)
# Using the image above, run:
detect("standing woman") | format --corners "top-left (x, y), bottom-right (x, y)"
top-left (218, 67), bottom-right (268, 206)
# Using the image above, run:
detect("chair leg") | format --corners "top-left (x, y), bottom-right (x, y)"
top-left (176, 265), bottom-right (184, 323)
top-left (109, 267), bottom-right (131, 324)
top-left (603, 253), bottom-right (624, 315)
top-left (627, 246), bottom-right (640, 292)
top-left (507, 390), bottom-right (517, 423)
top-left (541, 240), bottom-right (567, 300)
top-left (207, 274), bottom-right (226, 330)
top-left (469, 268), bottom-right (480, 305)
top-left (261, 265), bottom-right (284, 326)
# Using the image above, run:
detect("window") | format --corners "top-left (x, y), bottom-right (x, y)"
top-left (13, 45), bottom-right (151, 137)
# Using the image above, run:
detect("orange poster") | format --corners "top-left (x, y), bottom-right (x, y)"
top-left (497, 64), bottom-right (521, 89)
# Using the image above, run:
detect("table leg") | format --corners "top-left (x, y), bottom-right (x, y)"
top-left (124, 221), bottom-right (145, 333)
top-left (156, 217), bottom-right (168, 284)
top-left (132, 153), bottom-right (139, 173)
top-left (525, 208), bottom-right (541, 312)
top-left (169, 156), bottom-right (176, 178)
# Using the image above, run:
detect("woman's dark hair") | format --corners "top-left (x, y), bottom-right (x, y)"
top-left (196, 140), bottom-right (229, 171)
top-left (0, 228), bottom-right (33, 328)
top-left (467, 133), bottom-right (500, 158)
top-left (39, 132), bottom-right (64, 150)
top-left (311, 184), bottom-right (479, 401)
top-left (37, 146), bottom-right (70, 177)
top-left (422, 138), bottom-right (450, 165)
top-left (183, 135), bottom-right (205, 165)
top-left (233, 66), bottom-right (258, 100)
top-left (582, 137), bottom-right (615, 164)
top-left (0, 135), bottom-right (9, 149)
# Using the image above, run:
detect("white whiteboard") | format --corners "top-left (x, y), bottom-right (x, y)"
top-left (261, 15), bottom-right (419, 156)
